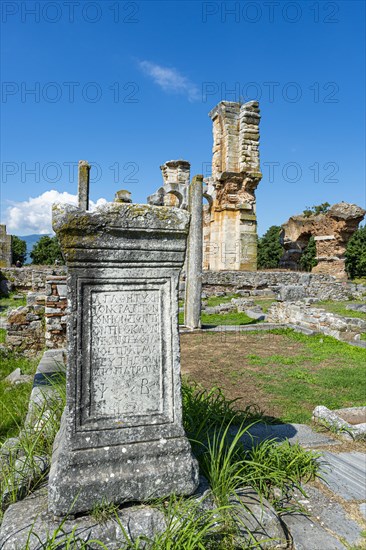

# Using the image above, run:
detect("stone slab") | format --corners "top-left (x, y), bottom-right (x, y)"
top-left (319, 452), bottom-right (366, 501)
top-left (281, 511), bottom-right (347, 549)
top-left (234, 423), bottom-right (339, 449)
top-left (0, 486), bottom-right (166, 550)
top-left (233, 487), bottom-right (286, 547)
top-left (296, 485), bottom-right (365, 545)
top-left (0, 480), bottom-right (286, 550)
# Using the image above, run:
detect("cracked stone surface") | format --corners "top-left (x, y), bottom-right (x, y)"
top-left (319, 451), bottom-right (366, 501)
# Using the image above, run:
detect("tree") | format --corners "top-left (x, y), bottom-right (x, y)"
top-left (302, 202), bottom-right (330, 217)
top-left (257, 225), bottom-right (284, 269)
top-left (11, 235), bottom-right (27, 265)
top-left (30, 236), bottom-right (64, 265)
top-left (299, 236), bottom-right (318, 272)
top-left (345, 226), bottom-right (366, 279)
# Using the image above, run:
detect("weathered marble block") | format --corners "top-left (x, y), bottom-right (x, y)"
top-left (48, 202), bottom-right (199, 516)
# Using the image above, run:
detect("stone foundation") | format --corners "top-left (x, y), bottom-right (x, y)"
top-left (0, 266), bottom-right (67, 292)
top-left (267, 301), bottom-right (366, 342)
top-left (197, 271), bottom-right (366, 301)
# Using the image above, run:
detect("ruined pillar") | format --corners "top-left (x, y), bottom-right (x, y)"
top-left (78, 160), bottom-right (91, 210)
top-left (204, 101), bottom-right (262, 271)
top-left (184, 175), bottom-right (203, 329)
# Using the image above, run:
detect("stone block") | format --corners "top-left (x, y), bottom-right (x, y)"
top-left (278, 285), bottom-right (306, 302)
top-left (56, 284), bottom-right (67, 297)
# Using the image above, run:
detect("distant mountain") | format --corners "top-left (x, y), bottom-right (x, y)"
top-left (18, 234), bottom-right (52, 262)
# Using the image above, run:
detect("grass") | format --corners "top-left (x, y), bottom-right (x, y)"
top-left (91, 499), bottom-right (120, 523)
top-left (179, 310), bottom-right (259, 326)
top-left (179, 291), bottom-right (272, 326)
top-left (181, 328), bottom-right (366, 424)
top-left (201, 311), bottom-right (261, 326)
top-left (352, 277), bottom-right (366, 286)
top-left (183, 382), bottom-right (319, 508)
top-left (248, 330), bottom-right (366, 422)
top-left (0, 350), bottom-right (39, 440)
top-left (0, 292), bottom-right (26, 315)
top-left (2, 373), bottom-right (320, 548)
top-left (252, 298), bottom-right (275, 313)
top-left (314, 300), bottom-right (366, 320)
top-left (0, 328), bottom-right (6, 343)
top-left (0, 373), bottom-right (66, 520)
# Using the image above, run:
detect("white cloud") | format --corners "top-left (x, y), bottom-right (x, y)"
top-left (5, 190), bottom-right (107, 235)
top-left (138, 60), bottom-right (200, 102)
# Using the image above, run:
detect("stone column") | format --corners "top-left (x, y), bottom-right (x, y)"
top-left (48, 200), bottom-right (199, 516)
top-left (184, 175), bottom-right (203, 329)
top-left (78, 160), bottom-right (90, 210)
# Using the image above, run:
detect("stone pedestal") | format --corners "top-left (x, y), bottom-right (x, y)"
top-left (48, 202), bottom-right (199, 516)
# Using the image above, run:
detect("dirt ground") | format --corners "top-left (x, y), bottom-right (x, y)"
top-left (180, 331), bottom-right (305, 422)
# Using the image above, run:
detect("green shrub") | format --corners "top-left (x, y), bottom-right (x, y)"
top-left (345, 226), bottom-right (366, 279)
top-left (257, 226), bottom-right (283, 269)
top-left (299, 236), bottom-right (318, 272)
top-left (11, 236), bottom-right (27, 265)
top-left (30, 236), bottom-right (64, 265)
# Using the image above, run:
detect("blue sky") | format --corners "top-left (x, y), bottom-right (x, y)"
top-left (1, 0), bottom-right (365, 236)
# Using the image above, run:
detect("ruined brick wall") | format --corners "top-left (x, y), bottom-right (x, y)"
top-left (148, 160), bottom-right (190, 209)
top-left (5, 275), bottom-right (67, 356)
top-left (6, 297), bottom-right (45, 357)
top-left (197, 270), bottom-right (365, 301)
top-left (44, 276), bottom-right (67, 349)
top-left (0, 266), bottom-right (67, 292)
top-left (280, 203), bottom-right (366, 280)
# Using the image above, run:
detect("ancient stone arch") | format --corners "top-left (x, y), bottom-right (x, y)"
top-left (280, 202), bottom-right (366, 279)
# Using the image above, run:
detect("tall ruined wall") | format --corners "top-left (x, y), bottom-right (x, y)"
top-left (0, 225), bottom-right (12, 268)
top-left (203, 100), bottom-right (262, 271)
top-left (280, 202), bottom-right (365, 279)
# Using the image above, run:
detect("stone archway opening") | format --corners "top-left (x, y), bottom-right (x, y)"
top-left (163, 190), bottom-right (183, 208)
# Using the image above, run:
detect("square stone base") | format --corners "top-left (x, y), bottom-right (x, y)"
top-left (48, 420), bottom-right (199, 516)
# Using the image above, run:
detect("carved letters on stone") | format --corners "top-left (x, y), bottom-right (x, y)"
top-left (77, 279), bottom-right (173, 435)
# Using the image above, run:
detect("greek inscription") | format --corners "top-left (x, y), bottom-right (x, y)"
top-left (90, 289), bottom-right (162, 419)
